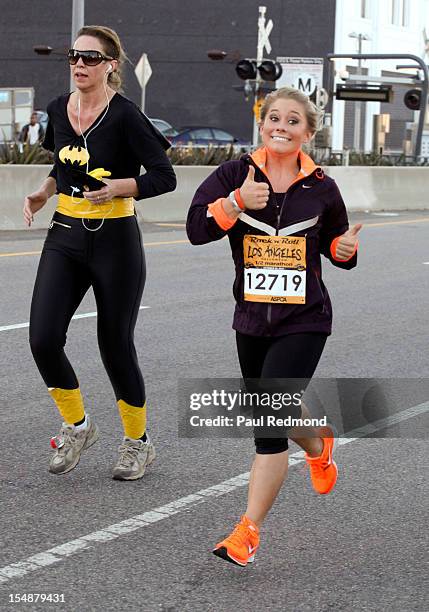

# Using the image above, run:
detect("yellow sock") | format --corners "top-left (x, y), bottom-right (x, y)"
top-left (48, 387), bottom-right (85, 425)
top-left (117, 399), bottom-right (147, 439)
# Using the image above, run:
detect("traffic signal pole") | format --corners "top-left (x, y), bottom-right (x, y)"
top-left (252, 6), bottom-right (275, 147)
top-left (253, 6), bottom-right (267, 148)
top-left (328, 53), bottom-right (428, 160)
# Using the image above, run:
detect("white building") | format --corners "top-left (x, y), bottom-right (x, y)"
top-left (332, 0), bottom-right (429, 153)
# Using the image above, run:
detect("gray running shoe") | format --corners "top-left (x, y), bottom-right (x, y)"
top-left (49, 415), bottom-right (99, 475)
top-left (112, 435), bottom-right (156, 481)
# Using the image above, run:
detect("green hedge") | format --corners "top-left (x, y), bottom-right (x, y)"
top-left (167, 144), bottom-right (242, 165)
top-left (1, 142), bottom-right (428, 167)
top-left (0, 142), bottom-right (53, 164)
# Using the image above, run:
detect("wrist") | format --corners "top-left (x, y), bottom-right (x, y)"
top-left (234, 188), bottom-right (245, 210)
top-left (39, 187), bottom-right (51, 200)
top-left (109, 179), bottom-right (120, 198)
top-left (112, 178), bottom-right (139, 198)
top-left (43, 177), bottom-right (57, 198)
top-left (228, 189), bottom-right (245, 213)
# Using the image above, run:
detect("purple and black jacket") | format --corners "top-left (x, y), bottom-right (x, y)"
top-left (186, 147), bottom-right (357, 337)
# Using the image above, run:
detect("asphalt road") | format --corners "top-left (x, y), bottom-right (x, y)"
top-left (0, 209), bottom-right (428, 612)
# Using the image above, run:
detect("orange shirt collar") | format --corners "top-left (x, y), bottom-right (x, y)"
top-left (249, 147), bottom-right (319, 182)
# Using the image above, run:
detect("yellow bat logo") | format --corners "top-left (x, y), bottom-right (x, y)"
top-left (59, 144), bottom-right (90, 166)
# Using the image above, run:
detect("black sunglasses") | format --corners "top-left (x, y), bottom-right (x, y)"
top-left (67, 49), bottom-right (113, 66)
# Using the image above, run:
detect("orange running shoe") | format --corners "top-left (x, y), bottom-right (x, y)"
top-left (305, 426), bottom-right (338, 494)
top-left (213, 515), bottom-right (260, 566)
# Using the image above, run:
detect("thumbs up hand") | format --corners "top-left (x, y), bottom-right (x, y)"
top-left (335, 224), bottom-right (362, 260)
top-left (238, 165), bottom-right (270, 210)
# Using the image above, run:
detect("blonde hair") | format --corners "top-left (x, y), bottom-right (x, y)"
top-left (260, 86), bottom-right (323, 133)
top-left (76, 25), bottom-right (128, 91)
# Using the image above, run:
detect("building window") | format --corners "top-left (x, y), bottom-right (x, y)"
top-left (402, 0), bottom-right (410, 26)
top-left (389, 0), bottom-right (396, 24)
top-left (360, 0), bottom-right (370, 19)
top-left (390, 0), bottom-right (410, 26)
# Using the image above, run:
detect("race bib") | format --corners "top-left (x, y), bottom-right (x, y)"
top-left (243, 234), bottom-right (306, 304)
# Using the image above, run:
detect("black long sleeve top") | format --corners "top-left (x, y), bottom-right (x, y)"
top-left (43, 92), bottom-right (176, 200)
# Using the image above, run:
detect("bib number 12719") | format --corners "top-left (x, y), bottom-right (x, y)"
top-left (243, 234), bottom-right (306, 304)
top-left (244, 267), bottom-right (306, 303)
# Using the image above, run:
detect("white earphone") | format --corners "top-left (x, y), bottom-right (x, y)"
top-left (74, 67), bottom-right (113, 231)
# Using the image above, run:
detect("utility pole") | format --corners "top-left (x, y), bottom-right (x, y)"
top-left (349, 32), bottom-right (370, 151)
top-left (70, 0), bottom-right (85, 91)
top-left (253, 6), bottom-right (273, 147)
top-left (354, 35), bottom-right (363, 151)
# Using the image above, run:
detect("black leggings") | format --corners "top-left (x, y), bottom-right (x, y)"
top-left (29, 211), bottom-right (146, 407)
top-left (236, 331), bottom-right (327, 454)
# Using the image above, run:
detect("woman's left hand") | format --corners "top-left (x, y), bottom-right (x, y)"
top-left (84, 178), bottom-right (118, 204)
top-left (335, 223), bottom-right (362, 259)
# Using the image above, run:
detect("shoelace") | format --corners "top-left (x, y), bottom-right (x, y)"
top-left (117, 444), bottom-right (141, 467)
top-left (53, 427), bottom-right (81, 455)
top-left (227, 523), bottom-right (253, 548)
top-left (307, 456), bottom-right (330, 475)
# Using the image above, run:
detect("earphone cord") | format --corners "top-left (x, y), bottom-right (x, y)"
top-left (73, 73), bottom-right (114, 231)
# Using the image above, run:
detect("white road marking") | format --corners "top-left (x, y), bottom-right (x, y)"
top-left (370, 212), bottom-right (399, 217)
top-left (423, 262), bottom-right (429, 265)
top-left (0, 400), bottom-right (427, 584)
top-left (0, 306), bottom-right (150, 333)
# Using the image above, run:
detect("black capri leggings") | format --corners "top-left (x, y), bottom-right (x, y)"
top-left (29, 211), bottom-right (146, 407)
top-left (236, 331), bottom-right (327, 454)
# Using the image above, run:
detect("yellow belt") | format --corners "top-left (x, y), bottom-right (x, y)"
top-left (57, 193), bottom-right (135, 219)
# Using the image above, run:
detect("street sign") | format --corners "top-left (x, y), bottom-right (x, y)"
top-left (134, 53), bottom-right (152, 88)
top-left (276, 57), bottom-right (323, 93)
top-left (134, 53), bottom-right (152, 112)
top-left (335, 84), bottom-right (393, 103)
top-left (291, 72), bottom-right (317, 95)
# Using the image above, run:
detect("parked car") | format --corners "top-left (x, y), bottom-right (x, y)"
top-left (170, 126), bottom-right (250, 149)
top-left (148, 118), bottom-right (178, 139)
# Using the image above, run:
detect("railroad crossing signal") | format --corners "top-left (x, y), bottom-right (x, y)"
top-left (235, 59), bottom-right (282, 82)
top-left (259, 14), bottom-right (273, 55)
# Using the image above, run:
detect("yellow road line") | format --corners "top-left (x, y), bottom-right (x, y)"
top-left (0, 218), bottom-right (428, 258)
top-left (361, 217), bottom-right (429, 228)
top-left (154, 222), bottom-right (186, 228)
top-left (0, 239), bottom-right (190, 258)
top-left (0, 250), bottom-right (41, 258)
